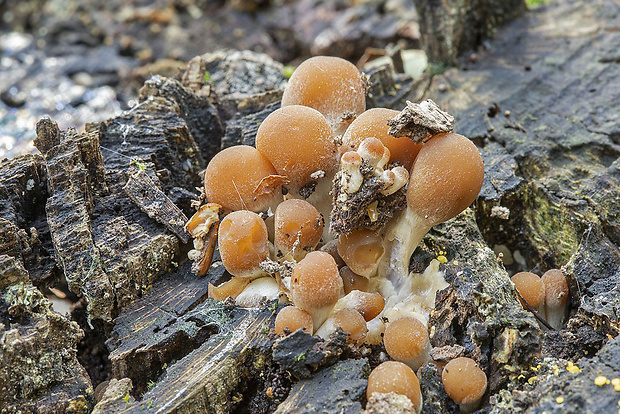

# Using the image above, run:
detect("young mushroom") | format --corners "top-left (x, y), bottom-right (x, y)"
top-left (367, 361), bottom-right (423, 413)
top-left (204, 145), bottom-right (284, 213)
top-left (315, 308), bottom-right (367, 345)
top-left (383, 317), bottom-right (430, 371)
top-left (256, 105), bottom-right (339, 238)
top-left (290, 251), bottom-right (343, 330)
top-left (382, 132), bottom-right (484, 287)
top-left (274, 199), bottom-right (323, 261)
top-left (281, 56), bottom-right (366, 134)
top-left (541, 268), bottom-right (569, 329)
top-left (275, 306), bottom-right (314, 336)
top-left (511, 271), bottom-right (545, 314)
top-left (341, 108), bottom-right (423, 171)
top-left (218, 210), bottom-right (269, 278)
top-left (333, 290), bottom-right (385, 322)
top-left (337, 229), bottom-right (385, 278)
top-left (442, 357), bottom-right (487, 413)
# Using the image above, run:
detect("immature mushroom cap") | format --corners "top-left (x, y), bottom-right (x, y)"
top-left (442, 357), bottom-right (487, 413)
top-left (281, 56), bottom-right (366, 134)
top-left (338, 229), bottom-right (385, 277)
top-left (511, 271), bottom-right (545, 310)
top-left (315, 308), bottom-right (368, 345)
top-left (339, 266), bottom-right (370, 294)
top-left (275, 306), bottom-right (314, 336)
top-left (204, 145), bottom-right (283, 212)
top-left (541, 268), bottom-right (569, 329)
top-left (274, 199), bottom-right (323, 259)
top-left (218, 210), bottom-right (269, 278)
top-left (367, 361), bottom-right (422, 413)
top-left (341, 108), bottom-right (423, 170)
top-left (290, 251), bottom-right (343, 330)
top-left (407, 132), bottom-right (484, 227)
top-left (256, 105), bottom-right (337, 193)
top-left (334, 290), bottom-right (385, 321)
top-left (384, 317), bottom-right (430, 371)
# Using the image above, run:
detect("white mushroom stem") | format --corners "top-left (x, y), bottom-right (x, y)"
top-left (379, 207), bottom-right (431, 290)
top-left (303, 173), bottom-right (336, 242)
top-left (235, 277), bottom-right (282, 308)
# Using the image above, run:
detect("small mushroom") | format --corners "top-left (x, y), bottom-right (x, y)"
top-left (384, 317), bottom-right (430, 371)
top-left (235, 277), bottom-right (280, 308)
top-left (290, 251), bottom-right (343, 330)
top-left (274, 199), bottom-right (323, 261)
top-left (442, 357), bottom-right (487, 413)
top-left (275, 306), bottom-right (314, 336)
top-left (281, 56), bottom-right (366, 134)
top-left (218, 210), bottom-right (269, 278)
top-left (541, 268), bottom-right (569, 330)
top-left (339, 266), bottom-right (370, 294)
top-left (315, 308), bottom-right (367, 345)
top-left (333, 290), bottom-right (385, 322)
top-left (511, 271), bottom-right (545, 313)
top-left (367, 361), bottom-right (423, 413)
top-left (337, 229), bottom-right (385, 278)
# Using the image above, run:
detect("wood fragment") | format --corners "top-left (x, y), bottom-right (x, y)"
top-left (387, 99), bottom-right (454, 143)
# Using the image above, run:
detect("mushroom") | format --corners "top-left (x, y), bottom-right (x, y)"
top-left (367, 361), bottom-right (423, 413)
top-left (235, 277), bottom-right (281, 308)
top-left (274, 199), bottom-right (323, 261)
top-left (333, 290), bottom-right (385, 322)
top-left (217, 210), bottom-right (269, 278)
top-left (541, 268), bottom-right (569, 329)
top-left (511, 271), bottom-right (545, 313)
top-left (337, 229), bottom-right (385, 278)
top-left (290, 251), bottom-right (343, 330)
top-left (383, 317), bottom-right (430, 371)
top-left (341, 108), bottom-right (423, 171)
top-left (275, 306), bottom-right (314, 336)
top-left (442, 357), bottom-right (487, 413)
top-left (315, 308), bottom-right (367, 345)
top-left (339, 266), bottom-right (370, 294)
top-left (381, 132), bottom-right (484, 286)
top-left (204, 145), bottom-right (284, 213)
top-left (256, 105), bottom-right (339, 239)
top-left (281, 56), bottom-right (366, 134)
top-left (208, 277), bottom-right (250, 301)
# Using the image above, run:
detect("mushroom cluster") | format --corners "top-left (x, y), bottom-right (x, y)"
top-left (511, 268), bottom-right (569, 329)
top-left (186, 55), bottom-right (486, 412)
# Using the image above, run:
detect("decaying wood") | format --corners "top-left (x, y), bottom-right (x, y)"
top-left (386, 99), bottom-right (454, 143)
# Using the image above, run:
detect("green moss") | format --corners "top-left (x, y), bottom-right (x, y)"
top-left (282, 66), bottom-right (295, 79)
top-left (526, 0), bottom-right (552, 8)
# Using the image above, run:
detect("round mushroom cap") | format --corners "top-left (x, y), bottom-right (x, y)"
top-left (281, 56), bottom-right (366, 133)
top-left (541, 269), bottom-right (569, 308)
top-left (290, 251), bottom-right (342, 311)
top-left (275, 306), bottom-right (314, 336)
top-left (384, 317), bottom-right (429, 363)
top-left (331, 308), bottom-right (368, 345)
top-left (256, 105), bottom-right (337, 191)
top-left (204, 145), bottom-right (281, 212)
top-left (442, 357), bottom-right (487, 405)
top-left (274, 199), bottom-right (324, 256)
top-left (511, 271), bottom-right (545, 309)
top-left (217, 210), bottom-right (269, 277)
top-left (337, 229), bottom-right (385, 277)
top-left (367, 361), bottom-right (422, 411)
top-left (341, 108), bottom-right (423, 170)
top-left (407, 133), bottom-right (484, 227)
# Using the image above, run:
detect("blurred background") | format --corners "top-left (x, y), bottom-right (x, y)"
top-left (0, 0), bottom-right (425, 159)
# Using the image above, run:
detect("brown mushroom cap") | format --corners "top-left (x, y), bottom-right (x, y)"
top-left (406, 133), bottom-right (484, 226)
top-left (339, 266), bottom-right (370, 294)
top-left (384, 317), bottom-right (429, 369)
top-left (281, 56), bottom-right (366, 133)
top-left (442, 357), bottom-right (487, 407)
top-left (274, 199), bottom-right (323, 257)
top-left (290, 251), bottom-right (343, 318)
top-left (341, 108), bottom-right (423, 170)
top-left (337, 229), bottom-right (385, 277)
top-left (255, 105), bottom-right (337, 192)
top-left (275, 306), bottom-right (314, 336)
top-left (511, 271), bottom-right (545, 309)
top-left (217, 210), bottom-right (269, 277)
top-left (541, 269), bottom-right (568, 309)
top-left (367, 361), bottom-right (422, 412)
top-left (204, 145), bottom-right (282, 212)
top-left (320, 308), bottom-right (368, 345)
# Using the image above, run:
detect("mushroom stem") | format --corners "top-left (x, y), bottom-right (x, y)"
top-left (380, 207), bottom-right (430, 287)
top-left (302, 173), bottom-right (336, 242)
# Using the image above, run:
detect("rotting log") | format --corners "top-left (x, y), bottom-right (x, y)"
top-left (0, 1), bottom-right (619, 413)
